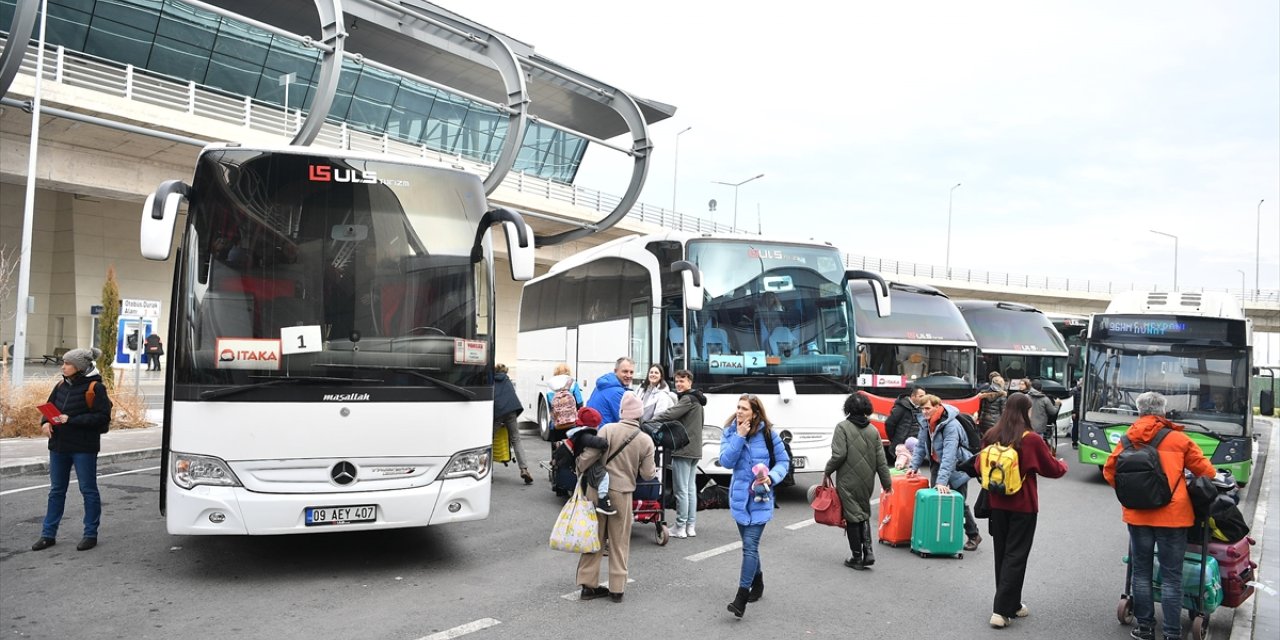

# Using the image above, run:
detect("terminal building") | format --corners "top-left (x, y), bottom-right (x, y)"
top-left (0, 0), bottom-right (695, 368)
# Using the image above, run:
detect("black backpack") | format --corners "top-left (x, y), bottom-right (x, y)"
top-left (1112, 429), bottom-right (1174, 509)
top-left (955, 412), bottom-right (984, 455)
top-left (640, 420), bottom-right (691, 451)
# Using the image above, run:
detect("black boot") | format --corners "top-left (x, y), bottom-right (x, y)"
top-left (747, 572), bottom-right (763, 602)
top-left (844, 524), bottom-right (866, 570)
top-left (861, 521), bottom-right (876, 567)
top-left (727, 587), bottom-right (750, 618)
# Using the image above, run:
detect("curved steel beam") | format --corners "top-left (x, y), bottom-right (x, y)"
top-left (0, 0), bottom-right (39, 100)
top-left (477, 35), bottom-right (528, 196)
top-left (290, 0), bottom-right (346, 146)
top-left (536, 87), bottom-right (651, 246)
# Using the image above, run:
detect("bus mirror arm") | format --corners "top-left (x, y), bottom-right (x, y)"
top-left (140, 180), bottom-right (189, 261)
top-left (473, 207), bottom-right (535, 281)
top-left (671, 261), bottom-right (703, 311)
top-left (846, 269), bottom-right (892, 317)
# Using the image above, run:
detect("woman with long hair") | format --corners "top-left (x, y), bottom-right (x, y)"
top-left (980, 393), bottom-right (1068, 628)
top-left (719, 394), bottom-right (789, 618)
top-left (637, 363), bottom-right (676, 422)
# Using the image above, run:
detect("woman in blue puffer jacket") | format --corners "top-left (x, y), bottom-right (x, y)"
top-left (720, 394), bottom-right (789, 619)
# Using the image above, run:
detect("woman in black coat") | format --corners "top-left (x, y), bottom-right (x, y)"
top-left (32, 347), bottom-right (112, 552)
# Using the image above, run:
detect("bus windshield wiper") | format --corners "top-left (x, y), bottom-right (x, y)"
top-left (200, 375), bottom-right (380, 400)
top-left (810, 374), bottom-right (854, 393)
top-left (316, 363), bottom-right (476, 399)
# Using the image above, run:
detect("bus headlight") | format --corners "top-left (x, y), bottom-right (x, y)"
top-left (703, 425), bottom-right (725, 443)
top-left (871, 412), bottom-right (887, 423)
top-left (442, 446), bottom-right (492, 480)
top-left (172, 452), bottom-right (241, 490)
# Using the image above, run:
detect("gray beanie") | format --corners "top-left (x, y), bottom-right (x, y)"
top-left (62, 347), bottom-right (102, 373)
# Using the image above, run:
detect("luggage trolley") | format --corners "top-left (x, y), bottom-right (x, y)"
top-left (1117, 518), bottom-right (1222, 640)
top-left (632, 444), bottom-right (671, 546)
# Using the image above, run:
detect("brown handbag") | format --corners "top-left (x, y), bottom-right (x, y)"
top-left (811, 476), bottom-right (846, 528)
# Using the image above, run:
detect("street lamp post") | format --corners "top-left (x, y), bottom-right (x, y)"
top-left (1257, 199), bottom-right (1265, 297)
top-left (945, 183), bottom-right (962, 277)
top-left (1150, 229), bottom-right (1178, 290)
top-left (712, 173), bottom-right (765, 232)
top-left (671, 126), bottom-right (692, 213)
top-left (278, 72), bottom-right (296, 134)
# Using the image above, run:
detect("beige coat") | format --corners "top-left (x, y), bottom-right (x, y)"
top-left (576, 419), bottom-right (657, 491)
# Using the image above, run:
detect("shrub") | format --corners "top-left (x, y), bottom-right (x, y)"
top-left (0, 364), bottom-right (154, 438)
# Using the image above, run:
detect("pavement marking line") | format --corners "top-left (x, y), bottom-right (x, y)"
top-left (414, 618), bottom-right (500, 640)
top-left (685, 541), bottom-right (742, 562)
top-left (786, 495), bottom-right (881, 530)
top-left (0, 465), bottom-right (161, 496)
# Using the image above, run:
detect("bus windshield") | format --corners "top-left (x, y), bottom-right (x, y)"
top-left (173, 149), bottom-right (490, 400)
top-left (962, 306), bottom-right (1066, 354)
top-left (850, 283), bottom-right (976, 398)
top-left (684, 240), bottom-right (855, 382)
top-left (1082, 342), bottom-right (1250, 435)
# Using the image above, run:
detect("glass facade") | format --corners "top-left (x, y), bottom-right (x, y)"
top-left (0, 0), bottom-right (587, 183)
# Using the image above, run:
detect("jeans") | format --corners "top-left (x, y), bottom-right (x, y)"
top-left (671, 457), bottom-right (698, 526)
top-left (737, 523), bottom-right (766, 588)
top-left (42, 451), bottom-right (101, 539)
top-left (1129, 524), bottom-right (1188, 639)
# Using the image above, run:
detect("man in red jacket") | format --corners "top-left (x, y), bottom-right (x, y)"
top-left (1104, 391), bottom-right (1215, 640)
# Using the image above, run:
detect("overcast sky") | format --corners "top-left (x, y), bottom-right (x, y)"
top-left (436, 0), bottom-right (1280, 295)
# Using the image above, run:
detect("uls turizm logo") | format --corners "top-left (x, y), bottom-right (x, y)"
top-left (309, 165), bottom-right (378, 184)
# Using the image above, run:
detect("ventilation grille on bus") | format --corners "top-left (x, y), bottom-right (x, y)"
top-left (1145, 293), bottom-right (1168, 307)
top-left (1179, 292), bottom-right (1203, 307)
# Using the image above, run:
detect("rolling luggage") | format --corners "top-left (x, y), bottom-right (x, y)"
top-left (547, 441), bottom-right (579, 497)
top-left (910, 488), bottom-right (965, 558)
top-left (1188, 537), bottom-right (1256, 608)
top-left (1151, 552), bottom-right (1223, 614)
top-left (493, 426), bottom-right (511, 464)
top-left (877, 474), bottom-right (929, 547)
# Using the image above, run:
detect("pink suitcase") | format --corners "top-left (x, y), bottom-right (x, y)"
top-left (1188, 536), bottom-right (1256, 608)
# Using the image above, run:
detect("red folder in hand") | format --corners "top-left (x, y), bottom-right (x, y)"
top-left (37, 403), bottom-right (61, 424)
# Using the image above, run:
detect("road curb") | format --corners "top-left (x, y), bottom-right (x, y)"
top-left (0, 447), bottom-right (161, 478)
top-left (1230, 419), bottom-right (1277, 640)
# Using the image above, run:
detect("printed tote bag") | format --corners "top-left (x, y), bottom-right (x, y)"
top-left (549, 483), bottom-right (601, 554)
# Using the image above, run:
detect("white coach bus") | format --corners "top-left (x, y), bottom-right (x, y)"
top-left (516, 231), bottom-right (888, 477)
top-left (140, 145), bottom-right (534, 534)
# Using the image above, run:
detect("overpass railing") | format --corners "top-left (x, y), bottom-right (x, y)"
top-left (6, 35), bottom-right (1279, 304)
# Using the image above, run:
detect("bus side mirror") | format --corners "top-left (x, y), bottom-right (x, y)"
top-left (140, 180), bottom-right (189, 261)
top-left (670, 261), bottom-right (703, 311)
top-left (1261, 390), bottom-right (1275, 417)
top-left (846, 269), bottom-right (891, 317)
top-left (1068, 345), bottom-right (1081, 369)
top-left (504, 221), bottom-right (534, 281)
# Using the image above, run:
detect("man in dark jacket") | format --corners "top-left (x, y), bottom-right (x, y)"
top-left (585, 357), bottom-right (635, 425)
top-left (652, 369), bottom-right (706, 538)
top-left (882, 384), bottom-right (924, 465)
top-left (1028, 380), bottom-right (1061, 439)
top-left (32, 347), bottom-right (112, 552)
top-left (493, 364), bottom-right (532, 484)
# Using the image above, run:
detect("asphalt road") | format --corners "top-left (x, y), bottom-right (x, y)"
top-left (1, 430), bottom-right (1267, 640)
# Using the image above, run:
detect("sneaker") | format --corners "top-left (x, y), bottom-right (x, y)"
top-left (989, 613), bottom-right (1009, 628)
top-left (520, 468), bottom-right (534, 485)
top-left (76, 537), bottom-right (97, 551)
top-left (965, 534), bottom-right (982, 551)
top-left (579, 585), bottom-right (609, 601)
top-left (596, 496), bottom-right (618, 516)
top-left (1015, 603), bottom-right (1029, 618)
top-left (670, 523), bottom-right (687, 539)
top-left (30, 537), bottom-right (55, 551)
top-left (1129, 626), bottom-right (1155, 640)
top-left (686, 523), bottom-right (697, 537)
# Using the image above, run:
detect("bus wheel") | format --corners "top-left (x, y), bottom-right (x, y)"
top-left (538, 401), bottom-right (551, 441)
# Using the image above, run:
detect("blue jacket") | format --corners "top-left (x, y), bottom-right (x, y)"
top-left (719, 422), bottom-right (790, 526)
top-left (585, 373), bottom-right (628, 425)
top-left (493, 372), bottom-right (522, 417)
top-left (908, 404), bottom-right (973, 490)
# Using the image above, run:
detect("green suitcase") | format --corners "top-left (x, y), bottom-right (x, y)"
top-left (910, 488), bottom-right (965, 558)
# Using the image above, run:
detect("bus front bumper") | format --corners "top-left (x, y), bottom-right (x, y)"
top-left (164, 475), bottom-right (490, 535)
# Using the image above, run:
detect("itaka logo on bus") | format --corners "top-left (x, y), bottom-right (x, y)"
top-left (308, 164), bottom-right (378, 184)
